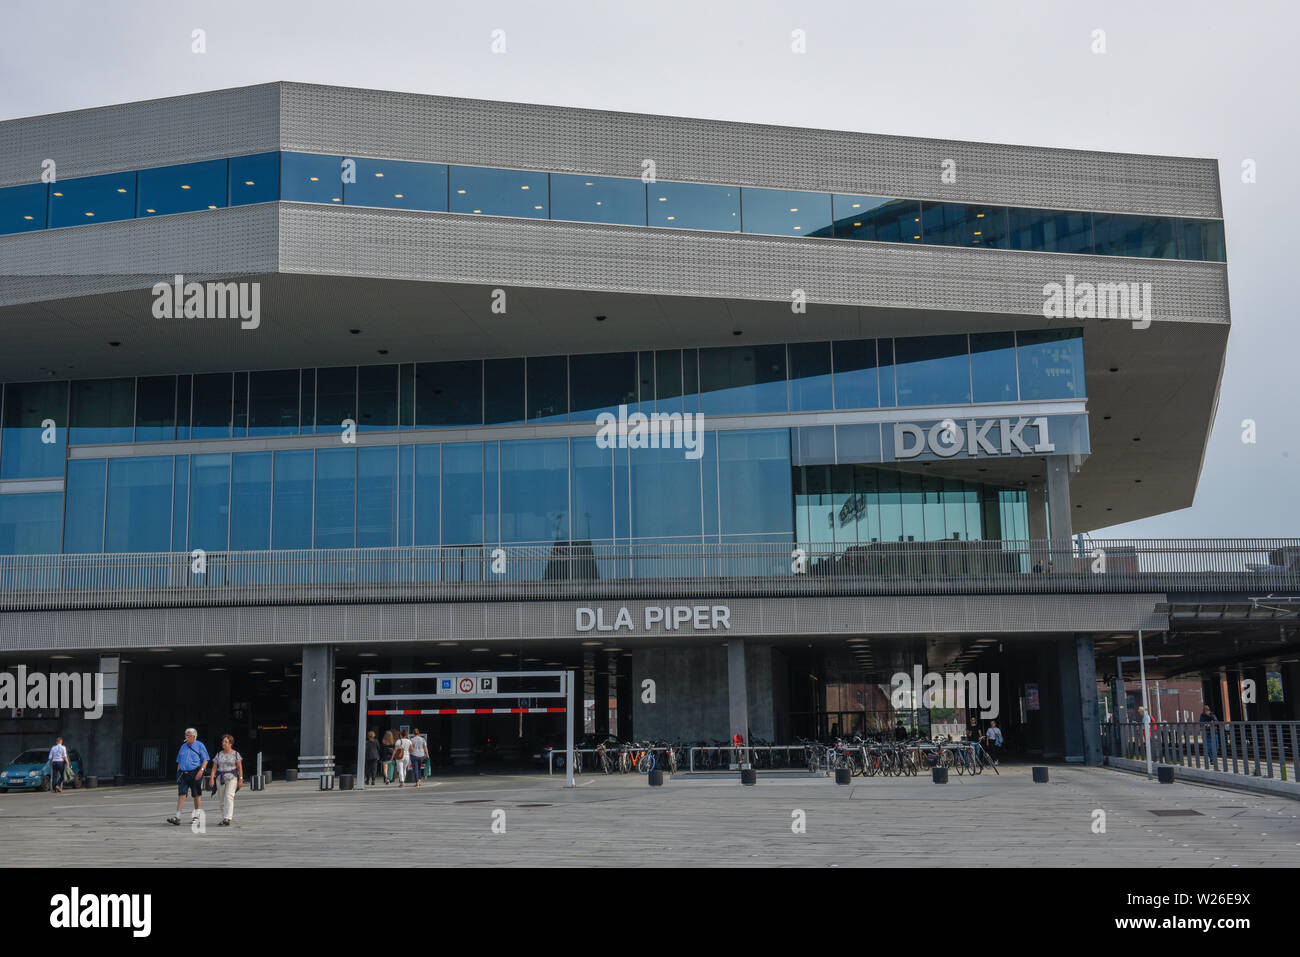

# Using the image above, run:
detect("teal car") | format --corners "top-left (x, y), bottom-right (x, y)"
top-left (0, 749), bottom-right (84, 792)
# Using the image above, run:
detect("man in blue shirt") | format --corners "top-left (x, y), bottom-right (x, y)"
top-left (167, 728), bottom-right (209, 825)
top-left (48, 737), bottom-right (69, 794)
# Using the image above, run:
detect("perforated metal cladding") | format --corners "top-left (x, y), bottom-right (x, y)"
top-left (0, 85), bottom-right (280, 188)
top-left (0, 205), bottom-right (279, 307)
top-left (0, 595), bottom-right (1169, 651)
top-left (279, 82), bottom-right (1222, 218)
top-left (280, 205), bottom-right (1229, 323)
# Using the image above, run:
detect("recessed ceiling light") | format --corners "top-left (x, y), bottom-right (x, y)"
top-left (473, 209), bottom-right (481, 213)
top-left (52, 191), bottom-right (62, 197)
top-left (84, 211), bottom-right (94, 216)
top-left (498, 652), bottom-right (514, 657)
top-left (520, 185), bottom-right (530, 190)
top-left (457, 189), bottom-right (466, 194)
top-left (23, 215), bottom-right (33, 220)
top-left (244, 180), bottom-right (255, 186)
top-left (204, 652), bottom-right (224, 658)
top-left (249, 670), bottom-right (265, 675)
top-left (149, 648), bottom-right (174, 653)
top-left (209, 667), bottom-right (226, 671)
top-left (51, 654), bottom-right (73, 660)
top-left (423, 661), bottom-right (440, 666)
top-left (309, 177), bottom-right (319, 182)
top-left (116, 187), bottom-right (127, 193)
top-left (471, 647), bottom-right (491, 652)
top-left (394, 193), bottom-right (403, 199)
top-left (180, 185), bottom-right (191, 190)
top-left (374, 172), bottom-right (384, 178)
top-left (145, 208), bottom-right (156, 213)
top-left (437, 642), bottom-right (459, 647)
top-left (252, 658), bottom-right (271, 662)
top-left (358, 652), bottom-right (377, 657)
top-left (581, 641), bottom-right (603, 647)
top-left (163, 663), bottom-right (182, 669)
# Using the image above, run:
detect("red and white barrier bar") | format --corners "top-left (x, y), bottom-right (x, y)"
top-left (367, 707), bottom-right (566, 716)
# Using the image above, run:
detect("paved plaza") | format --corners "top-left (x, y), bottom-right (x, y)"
top-left (1, 765), bottom-right (1297, 867)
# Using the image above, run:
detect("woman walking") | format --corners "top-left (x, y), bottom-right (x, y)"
top-left (393, 730), bottom-right (412, 787)
top-left (364, 730), bottom-right (380, 785)
top-left (379, 730), bottom-right (395, 784)
top-left (206, 735), bottom-right (244, 826)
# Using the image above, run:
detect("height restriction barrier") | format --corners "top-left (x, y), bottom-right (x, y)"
top-left (356, 670), bottom-right (577, 788)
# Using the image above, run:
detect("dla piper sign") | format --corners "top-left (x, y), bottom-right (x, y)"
top-left (576, 605), bottom-right (732, 633)
top-left (894, 417), bottom-right (1056, 460)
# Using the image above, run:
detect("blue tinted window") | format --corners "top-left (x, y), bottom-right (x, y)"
top-left (189, 454), bottom-right (231, 551)
top-left (345, 158), bottom-right (447, 212)
top-left (248, 370), bottom-right (300, 437)
top-left (398, 445), bottom-right (414, 545)
top-left (571, 438), bottom-right (613, 541)
top-left (742, 188), bottom-right (832, 238)
top-left (550, 173), bottom-right (645, 226)
top-left (171, 456), bottom-right (189, 550)
top-left (176, 376), bottom-right (192, 440)
top-left (832, 196), bottom-right (922, 242)
top-left (0, 183), bottom-right (47, 234)
top-left (647, 181), bottom-right (740, 231)
top-left (1179, 219), bottom-right (1226, 262)
top-left (629, 446), bottom-right (701, 539)
top-left (788, 342), bottom-right (832, 411)
top-left (501, 439), bottom-right (569, 543)
top-left (922, 203), bottom-right (1010, 248)
top-left (357, 447), bottom-right (398, 547)
top-left (135, 376), bottom-right (176, 441)
top-left (718, 430), bottom-right (792, 536)
top-left (314, 448), bottom-right (355, 548)
top-left (232, 372), bottom-right (248, 436)
top-left (1093, 214), bottom-right (1177, 258)
top-left (527, 356), bottom-right (568, 422)
top-left (69, 378), bottom-right (134, 445)
top-left (106, 456), bottom-right (173, 552)
top-left (137, 160), bottom-right (227, 217)
top-left (1017, 330), bottom-right (1085, 400)
top-left (699, 344), bottom-right (787, 415)
top-left (569, 353), bottom-right (636, 421)
top-left (970, 332), bottom-right (1018, 403)
top-left (191, 373), bottom-right (232, 439)
top-left (229, 152), bottom-right (279, 206)
top-left (416, 360), bottom-right (482, 427)
top-left (230, 452), bottom-right (272, 550)
top-left (1, 381), bottom-right (68, 478)
top-left (271, 450), bottom-right (313, 549)
top-left (832, 340), bottom-right (880, 410)
top-left (414, 445), bottom-right (440, 546)
top-left (442, 443), bottom-right (483, 545)
top-left (484, 358), bottom-right (524, 425)
top-left (49, 172), bottom-right (136, 228)
top-left (484, 442), bottom-right (499, 544)
top-left (449, 166), bottom-right (548, 218)
top-left (0, 493), bottom-right (62, 554)
top-left (653, 350), bottom-right (685, 413)
top-left (895, 335), bottom-right (971, 407)
top-left (1008, 208), bottom-right (1092, 255)
top-left (64, 459), bottom-right (106, 553)
top-left (280, 152), bottom-right (343, 205)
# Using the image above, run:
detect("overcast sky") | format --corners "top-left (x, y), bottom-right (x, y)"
top-left (1, 0), bottom-right (1294, 539)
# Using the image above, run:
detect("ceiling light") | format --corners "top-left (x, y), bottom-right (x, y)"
top-left (116, 188), bottom-right (127, 193)
top-left (658, 197), bottom-right (666, 201)
top-left (581, 641), bottom-right (603, 647)
top-left (498, 652), bottom-right (514, 657)
top-left (180, 185), bottom-right (190, 190)
top-left (23, 215), bottom-right (33, 220)
top-left (252, 657), bottom-right (271, 662)
top-left (437, 642), bottom-right (459, 647)
top-left (51, 654), bottom-right (73, 660)
top-left (457, 189), bottom-right (466, 194)
top-left (913, 235), bottom-right (920, 239)
top-left (374, 172), bottom-right (384, 177)
top-left (209, 667), bottom-right (226, 671)
top-left (52, 191), bottom-right (62, 197)
top-left (520, 185), bottom-right (530, 190)
top-left (244, 180), bottom-right (255, 186)
top-left (793, 225), bottom-right (801, 230)
top-left (852, 203), bottom-right (861, 208)
top-left (309, 177), bottom-right (319, 182)
top-left (473, 209), bottom-right (481, 213)
top-left (666, 215), bottom-right (675, 220)
top-left (853, 221), bottom-right (861, 226)
top-left (394, 193), bottom-right (403, 198)
top-left (789, 208), bottom-right (798, 212)
top-left (84, 211), bottom-right (94, 216)
top-left (204, 652), bottom-right (224, 658)
top-left (331, 197), bottom-right (340, 202)
top-left (145, 208), bottom-right (156, 213)
top-left (973, 230), bottom-right (981, 235)
top-left (358, 652), bottom-right (377, 657)
top-left (534, 205), bottom-right (543, 209)
top-left (163, 664), bottom-right (182, 669)
top-left (207, 205), bottom-right (217, 209)
top-left (250, 670), bottom-right (265, 675)
top-left (471, 647), bottom-right (491, 652)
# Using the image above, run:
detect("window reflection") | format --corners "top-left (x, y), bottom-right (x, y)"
top-left (741, 188), bottom-right (832, 237)
top-left (1093, 214), bottom-right (1177, 259)
top-left (137, 160), bottom-right (227, 217)
top-left (345, 158), bottom-right (447, 212)
top-left (894, 335), bottom-right (971, 407)
top-left (1016, 329), bottom-right (1084, 400)
top-left (280, 152), bottom-right (343, 204)
top-left (449, 166), bottom-right (548, 218)
top-left (49, 172), bottom-right (136, 227)
top-left (1008, 208), bottom-right (1092, 255)
top-left (229, 153), bottom-right (279, 206)
top-left (699, 344), bottom-right (787, 415)
top-left (832, 196), bottom-right (922, 242)
top-left (647, 181), bottom-right (740, 231)
top-left (551, 173), bottom-right (644, 226)
top-left (922, 203), bottom-right (1010, 248)
top-left (0, 184), bottom-right (47, 234)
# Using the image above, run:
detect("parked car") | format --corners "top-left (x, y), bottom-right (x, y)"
top-left (0, 749), bottom-right (84, 792)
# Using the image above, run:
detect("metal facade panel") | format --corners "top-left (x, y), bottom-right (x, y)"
top-left (0, 84), bottom-right (281, 188)
top-left (278, 83), bottom-right (1221, 218)
top-left (0, 595), bottom-right (1169, 651)
top-left (278, 204), bottom-right (1229, 323)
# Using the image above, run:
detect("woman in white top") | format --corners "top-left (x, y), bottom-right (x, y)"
top-left (393, 733), bottom-right (413, 787)
top-left (206, 735), bottom-right (244, 826)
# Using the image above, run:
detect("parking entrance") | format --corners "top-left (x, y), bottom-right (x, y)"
top-left (356, 670), bottom-right (578, 787)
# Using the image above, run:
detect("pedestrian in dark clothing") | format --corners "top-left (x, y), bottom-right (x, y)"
top-left (1199, 705), bottom-right (1220, 765)
top-left (364, 730), bottom-right (380, 785)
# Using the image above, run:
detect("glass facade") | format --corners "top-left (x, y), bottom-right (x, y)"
top-left (0, 152), bottom-right (1227, 263)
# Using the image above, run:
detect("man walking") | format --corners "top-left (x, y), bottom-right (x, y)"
top-left (167, 728), bottom-right (209, 825)
top-left (409, 728), bottom-right (429, 787)
top-left (985, 721), bottom-right (1004, 764)
top-left (48, 736), bottom-right (69, 794)
top-left (1199, 704), bottom-right (1220, 767)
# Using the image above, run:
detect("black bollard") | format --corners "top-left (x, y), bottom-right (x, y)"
top-left (1157, 766), bottom-right (1175, 784)
top-left (835, 767), bottom-right (852, 785)
top-left (740, 768), bottom-right (757, 786)
top-left (284, 769), bottom-right (299, 782)
top-left (648, 769), bottom-right (664, 787)
top-left (932, 767), bottom-right (948, 784)
top-left (1032, 766), bottom-right (1049, 783)
top-left (84, 776), bottom-right (98, 789)
top-left (338, 773), bottom-right (355, 790)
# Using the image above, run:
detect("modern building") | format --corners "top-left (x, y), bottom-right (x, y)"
top-left (1, 82), bottom-right (1287, 783)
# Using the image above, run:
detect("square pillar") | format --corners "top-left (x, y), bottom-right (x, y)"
top-left (298, 644), bottom-right (335, 779)
top-left (1075, 635), bottom-right (1102, 765)
top-left (1045, 455), bottom-right (1073, 569)
top-left (727, 639), bottom-right (749, 765)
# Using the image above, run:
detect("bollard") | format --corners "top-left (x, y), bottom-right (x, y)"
top-left (284, 769), bottom-right (299, 783)
top-left (932, 767), bottom-right (948, 784)
top-left (84, 776), bottom-right (98, 789)
top-left (740, 768), bottom-right (757, 786)
top-left (338, 773), bottom-right (355, 790)
top-left (834, 767), bottom-right (852, 785)
top-left (264, 770), bottom-right (272, 785)
top-left (648, 769), bottom-right (664, 787)
top-left (319, 774), bottom-right (334, 791)
top-left (249, 775), bottom-right (263, 791)
top-left (1032, 766), bottom-right (1049, 783)
top-left (1157, 766), bottom-right (1175, 784)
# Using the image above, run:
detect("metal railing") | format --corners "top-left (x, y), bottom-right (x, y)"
top-left (1105, 721), bottom-right (1300, 783)
top-left (0, 539), bottom-right (1297, 611)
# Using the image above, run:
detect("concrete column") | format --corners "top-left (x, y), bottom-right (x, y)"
top-left (297, 644), bottom-right (335, 779)
top-left (1057, 637), bottom-right (1085, 762)
top-left (1075, 635), bottom-right (1102, 765)
top-left (1045, 455), bottom-right (1073, 569)
top-left (1027, 482), bottom-right (1048, 571)
top-left (615, 667), bottom-right (632, 739)
top-left (594, 664), bottom-right (610, 739)
top-left (727, 639), bottom-right (749, 767)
